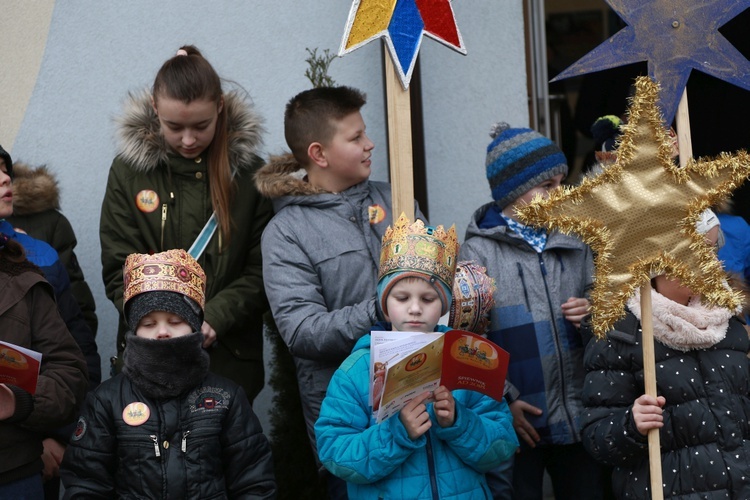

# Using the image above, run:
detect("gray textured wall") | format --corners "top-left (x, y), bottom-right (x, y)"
top-left (2, 0), bottom-right (527, 430)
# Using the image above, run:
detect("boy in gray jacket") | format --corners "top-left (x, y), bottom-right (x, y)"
top-left (460, 122), bottom-right (605, 499)
top-left (255, 86), bottom-right (421, 498)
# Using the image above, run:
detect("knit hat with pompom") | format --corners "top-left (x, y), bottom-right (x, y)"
top-left (485, 122), bottom-right (567, 209)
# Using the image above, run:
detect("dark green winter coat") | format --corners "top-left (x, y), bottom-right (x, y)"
top-left (100, 89), bottom-right (273, 401)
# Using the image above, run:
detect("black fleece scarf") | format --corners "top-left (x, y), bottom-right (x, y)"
top-left (123, 331), bottom-right (209, 400)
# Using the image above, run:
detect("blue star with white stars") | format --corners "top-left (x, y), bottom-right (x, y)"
top-left (553, 1), bottom-right (750, 124)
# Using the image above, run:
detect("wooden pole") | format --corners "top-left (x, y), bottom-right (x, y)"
top-left (639, 283), bottom-right (663, 500)
top-left (384, 51), bottom-right (415, 221)
top-left (675, 88), bottom-right (693, 168)
top-left (639, 87), bottom-right (693, 500)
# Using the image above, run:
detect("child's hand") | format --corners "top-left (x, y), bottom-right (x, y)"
top-left (399, 391), bottom-right (432, 440)
top-left (561, 297), bottom-right (590, 329)
top-left (510, 400), bottom-right (542, 447)
top-left (0, 384), bottom-right (15, 420)
top-left (41, 438), bottom-right (66, 481)
top-left (632, 394), bottom-right (666, 436)
top-left (201, 321), bottom-right (217, 348)
top-left (432, 386), bottom-right (455, 428)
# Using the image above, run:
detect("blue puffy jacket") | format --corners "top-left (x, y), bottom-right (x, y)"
top-left (315, 326), bottom-right (517, 499)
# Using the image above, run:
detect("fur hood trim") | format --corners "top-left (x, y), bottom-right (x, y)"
top-left (115, 89), bottom-right (264, 174)
top-left (11, 163), bottom-right (60, 215)
top-left (254, 153), bottom-right (326, 198)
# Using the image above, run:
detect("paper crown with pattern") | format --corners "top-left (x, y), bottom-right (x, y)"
top-left (449, 261), bottom-right (497, 335)
top-left (378, 213), bottom-right (459, 290)
top-left (123, 249), bottom-right (206, 310)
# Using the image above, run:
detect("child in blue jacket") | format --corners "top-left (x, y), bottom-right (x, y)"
top-left (315, 215), bottom-right (517, 499)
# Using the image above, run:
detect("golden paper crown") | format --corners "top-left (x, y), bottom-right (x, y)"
top-left (378, 213), bottom-right (459, 289)
top-left (123, 249), bottom-right (206, 310)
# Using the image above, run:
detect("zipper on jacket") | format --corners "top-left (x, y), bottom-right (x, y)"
top-left (181, 430), bottom-right (191, 452)
top-left (517, 263), bottom-right (532, 311)
top-left (161, 204), bottom-right (168, 251)
top-left (538, 253), bottom-right (576, 435)
top-left (150, 435), bottom-right (161, 457)
top-left (425, 434), bottom-right (439, 500)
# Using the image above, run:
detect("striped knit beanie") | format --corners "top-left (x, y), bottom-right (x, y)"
top-left (485, 122), bottom-right (568, 209)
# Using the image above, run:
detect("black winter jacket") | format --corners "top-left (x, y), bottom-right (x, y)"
top-left (581, 310), bottom-right (750, 499)
top-left (61, 372), bottom-right (276, 499)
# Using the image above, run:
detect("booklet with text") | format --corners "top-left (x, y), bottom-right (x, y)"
top-left (370, 329), bottom-right (509, 423)
top-left (0, 341), bottom-right (42, 394)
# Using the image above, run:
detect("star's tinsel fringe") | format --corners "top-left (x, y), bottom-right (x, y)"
top-left (517, 77), bottom-right (749, 338)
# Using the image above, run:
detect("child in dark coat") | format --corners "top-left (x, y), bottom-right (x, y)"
top-left (61, 249), bottom-right (276, 499)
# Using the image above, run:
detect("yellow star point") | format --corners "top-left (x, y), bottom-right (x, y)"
top-left (517, 77), bottom-right (750, 337)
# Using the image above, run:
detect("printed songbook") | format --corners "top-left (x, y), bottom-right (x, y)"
top-left (370, 329), bottom-right (509, 423)
top-left (0, 341), bottom-right (42, 394)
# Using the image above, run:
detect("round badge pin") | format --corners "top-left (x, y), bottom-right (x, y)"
top-left (368, 204), bottom-right (386, 224)
top-left (122, 402), bottom-right (151, 426)
top-left (135, 190), bottom-right (160, 213)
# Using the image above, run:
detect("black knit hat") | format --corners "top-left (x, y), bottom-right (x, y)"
top-left (0, 144), bottom-right (12, 179)
top-left (126, 291), bottom-right (203, 333)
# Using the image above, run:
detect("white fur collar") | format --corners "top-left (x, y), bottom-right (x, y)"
top-left (627, 289), bottom-right (731, 351)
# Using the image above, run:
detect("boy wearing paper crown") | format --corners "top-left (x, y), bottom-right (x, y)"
top-left (315, 215), bottom-right (517, 499)
top-left (460, 123), bottom-right (605, 498)
top-left (61, 249), bottom-right (276, 499)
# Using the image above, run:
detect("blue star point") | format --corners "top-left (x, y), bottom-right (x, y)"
top-left (553, 0), bottom-right (750, 123)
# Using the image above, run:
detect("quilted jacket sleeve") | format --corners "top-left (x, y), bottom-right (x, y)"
top-left (221, 387), bottom-right (277, 498)
top-left (60, 392), bottom-right (118, 498)
top-left (432, 391), bottom-right (518, 473)
top-left (581, 335), bottom-right (649, 467)
top-left (315, 351), bottom-right (424, 484)
top-left (262, 220), bottom-right (379, 361)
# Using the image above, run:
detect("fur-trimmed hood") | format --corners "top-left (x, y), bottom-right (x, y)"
top-left (10, 163), bottom-right (60, 216)
top-left (115, 89), bottom-right (264, 174)
top-left (254, 152), bottom-right (326, 199)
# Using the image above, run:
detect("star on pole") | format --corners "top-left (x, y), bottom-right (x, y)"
top-left (340, 0), bottom-right (466, 89)
top-left (552, 0), bottom-right (750, 124)
top-left (517, 77), bottom-right (750, 338)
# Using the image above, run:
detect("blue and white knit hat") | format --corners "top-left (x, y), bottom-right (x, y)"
top-left (485, 122), bottom-right (568, 209)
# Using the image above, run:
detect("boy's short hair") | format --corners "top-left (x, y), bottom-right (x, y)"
top-left (485, 122), bottom-right (568, 209)
top-left (284, 86), bottom-right (367, 165)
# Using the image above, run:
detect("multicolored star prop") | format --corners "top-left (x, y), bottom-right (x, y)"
top-left (517, 77), bottom-right (750, 338)
top-left (551, 0), bottom-right (750, 124)
top-left (340, 0), bottom-right (466, 88)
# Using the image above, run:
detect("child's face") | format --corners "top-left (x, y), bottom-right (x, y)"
top-left (0, 160), bottom-right (11, 219)
top-left (384, 278), bottom-right (443, 333)
top-left (654, 226), bottom-right (720, 306)
top-left (136, 311), bottom-right (193, 340)
top-left (154, 96), bottom-right (222, 159)
top-left (320, 111), bottom-right (374, 190)
top-left (504, 173), bottom-right (564, 221)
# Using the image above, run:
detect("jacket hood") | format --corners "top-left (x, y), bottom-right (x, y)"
top-left (115, 89), bottom-right (264, 174)
top-left (254, 153), bottom-right (326, 199)
top-left (353, 333), bottom-right (372, 353)
top-left (10, 163), bottom-right (60, 216)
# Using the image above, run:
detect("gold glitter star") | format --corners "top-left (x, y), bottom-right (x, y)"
top-left (517, 76), bottom-right (750, 338)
